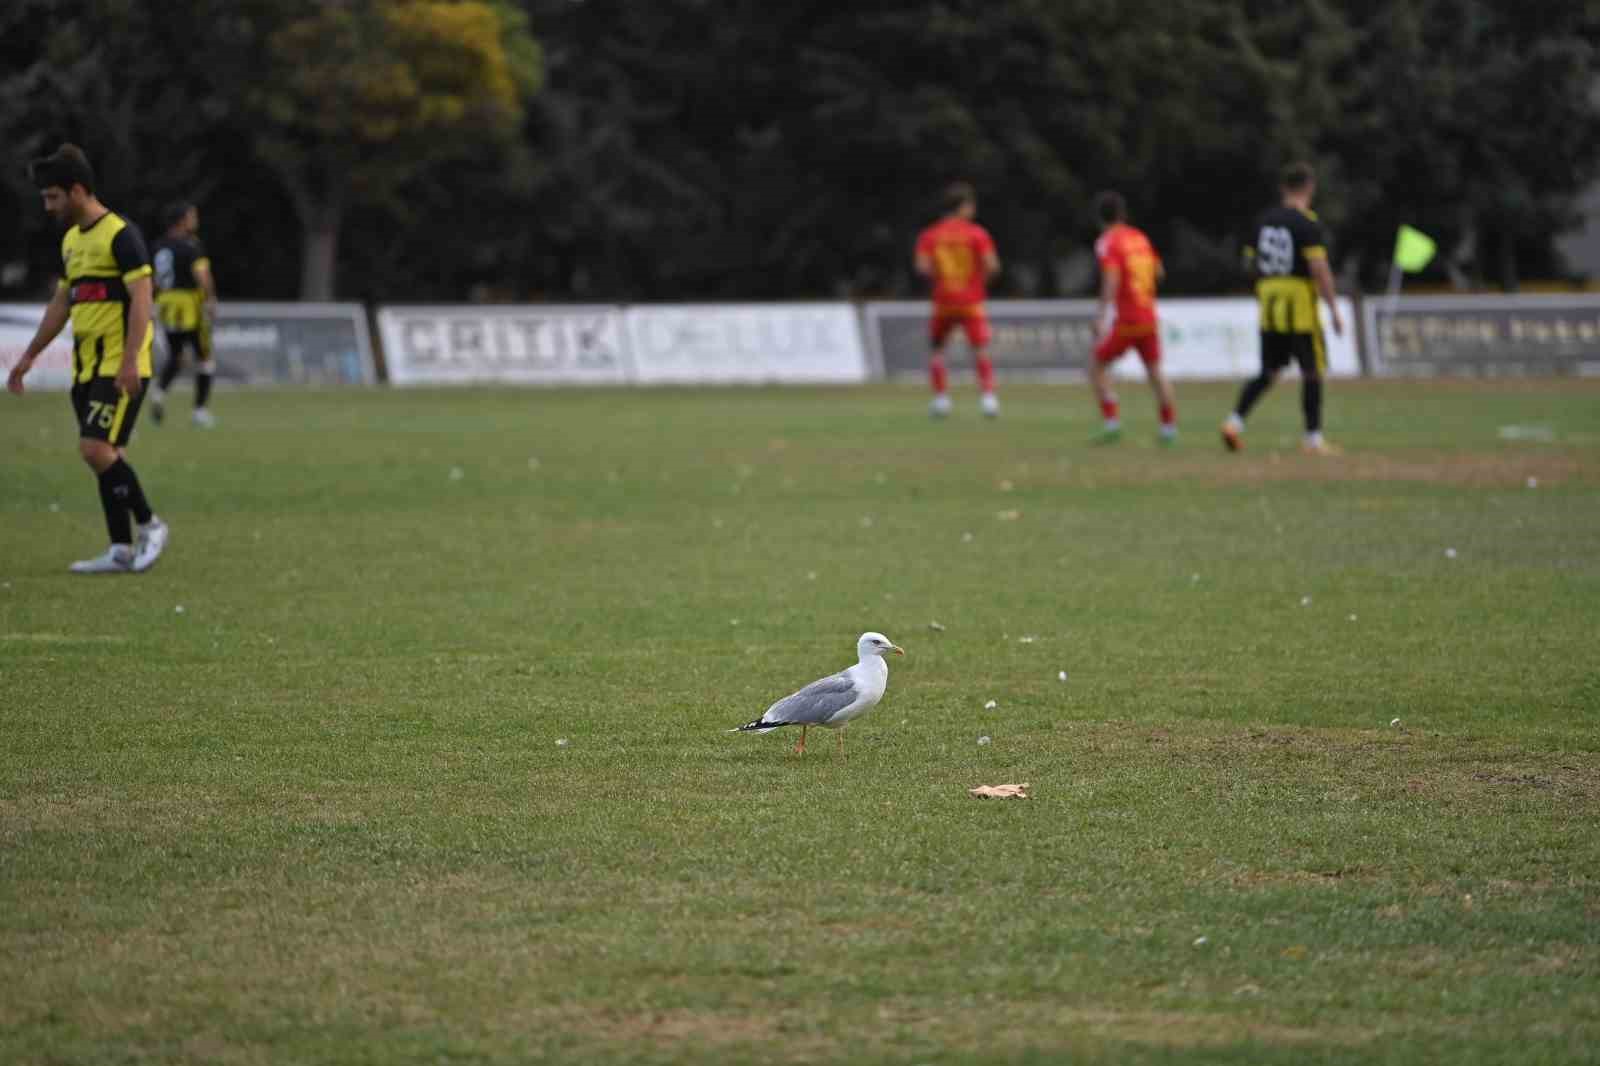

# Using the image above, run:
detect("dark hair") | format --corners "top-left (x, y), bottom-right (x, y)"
top-left (29, 143), bottom-right (95, 194)
top-left (1094, 190), bottom-right (1126, 225)
top-left (943, 181), bottom-right (976, 214)
top-left (163, 200), bottom-right (195, 231)
top-left (1280, 161), bottom-right (1315, 192)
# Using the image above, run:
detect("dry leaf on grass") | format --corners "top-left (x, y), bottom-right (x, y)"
top-left (968, 783), bottom-right (1030, 799)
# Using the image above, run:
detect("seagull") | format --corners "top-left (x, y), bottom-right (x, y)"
top-left (729, 632), bottom-right (905, 755)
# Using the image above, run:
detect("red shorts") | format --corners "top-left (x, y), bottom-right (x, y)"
top-left (929, 307), bottom-right (992, 349)
top-left (1094, 322), bottom-right (1161, 367)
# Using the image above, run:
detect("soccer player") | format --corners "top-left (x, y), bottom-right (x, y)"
top-left (6, 144), bottom-right (170, 573)
top-left (914, 182), bottom-right (1001, 418)
top-left (150, 200), bottom-right (219, 428)
top-left (1089, 191), bottom-right (1176, 444)
top-left (1221, 162), bottom-right (1345, 455)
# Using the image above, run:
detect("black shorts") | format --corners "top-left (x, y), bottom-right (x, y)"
top-left (1260, 330), bottom-right (1327, 376)
top-left (71, 376), bottom-right (148, 447)
top-left (164, 326), bottom-right (213, 364)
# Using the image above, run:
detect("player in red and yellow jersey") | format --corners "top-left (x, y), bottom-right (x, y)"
top-left (1090, 191), bottom-right (1176, 444)
top-left (914, 182), bottom-right (1001, 418)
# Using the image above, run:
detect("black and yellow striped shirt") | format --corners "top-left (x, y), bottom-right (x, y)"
top-left (59, 210), bottom-right (154, 381)
top-left (1243, 205), bottom-right (1328, 335)
top-left (154, 235), bottom-right (211, 331)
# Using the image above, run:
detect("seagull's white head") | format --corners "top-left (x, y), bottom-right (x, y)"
top-left (858, 632), bottom-right (905, 658)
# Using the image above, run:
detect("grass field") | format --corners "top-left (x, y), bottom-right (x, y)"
top-left (3, 379), bottom-right (1599, 1064)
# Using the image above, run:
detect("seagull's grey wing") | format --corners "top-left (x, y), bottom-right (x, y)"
top-left (762, 672), bottom-right (860, 725)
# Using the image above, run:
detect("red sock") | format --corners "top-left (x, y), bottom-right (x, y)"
top-left (929, 355), bottom-right (948, 394)
top-left (1159, 402), bottom-right (1176, 427)
top-left (1100, 398), bottom-right (1119, 420)
top-left (975, 353), bottom-right (995, 394)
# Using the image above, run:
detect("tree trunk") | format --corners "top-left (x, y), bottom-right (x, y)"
top-left (298, 203), bottom-right (342, 301)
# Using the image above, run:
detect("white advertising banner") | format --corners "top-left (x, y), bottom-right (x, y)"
top-left (378, 305), bottom-right (630, 386)
top-left (0, 302), bottom-right (75, 390)
top-left (3, 301), bottom-right (376, 389)
top-left (625, 303), bottom-right (868, 384)
top-left (1145, 297), bottom-right (1361, 381)
top-left (864, 297), bottom-right (1360, 381)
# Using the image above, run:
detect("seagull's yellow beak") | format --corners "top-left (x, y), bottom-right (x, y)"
top-left (890, 645), bottom-right (905, 656)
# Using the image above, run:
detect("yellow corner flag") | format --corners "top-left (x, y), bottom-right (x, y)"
top-left (1394, 224), bottom-right (1437, 273)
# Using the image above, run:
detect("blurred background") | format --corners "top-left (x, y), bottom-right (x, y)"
top-left (3, 0), bottom-right (1598, 305)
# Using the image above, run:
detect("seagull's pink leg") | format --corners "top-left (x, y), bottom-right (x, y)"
top-left (837, 727), bottom-right (845, 757)
top-left (794, 725), bottom-right (807, 755)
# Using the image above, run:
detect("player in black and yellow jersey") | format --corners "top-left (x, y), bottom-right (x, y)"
top-left (1221, 162), bottom-right (1346, 455)
top-left (150, 200), bottom-right (219, 428)
top-left (7, 144), bottom-right (170, 573)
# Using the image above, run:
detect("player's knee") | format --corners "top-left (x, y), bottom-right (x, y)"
top-left (78, 437), bottom-right (115, 469)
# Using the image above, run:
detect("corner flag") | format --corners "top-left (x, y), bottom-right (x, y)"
top-left (1394, 225), bottom-right (1436, 273)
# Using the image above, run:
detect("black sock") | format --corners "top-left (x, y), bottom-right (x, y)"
top-left (103, 459), bottom-right (154, 525)
top-left (96, 468), bottom-right (134, 545)
top-left (196, 371), bottom-right (213, 409)
top-left (1234, 372), bottom-right (1274, 420)
top-left (1302, 376), bottom-right (1323, 434)
top-left (158, 354), bottom-right (182, 392)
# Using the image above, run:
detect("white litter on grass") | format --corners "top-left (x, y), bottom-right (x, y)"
top-left (961, 532), bottom-right (975, 543)
top-left (996, 510), bottom-right (1021, 521)
top-left (806, 571), bottom-right (818, 582)
top-left (448, 466), bottom-right (464, 481)
top-left (929, 621), bottom-right (946, 632)
top-left (1193, 936), bottom-right (1209, 947)
top-left (1300, 596), bottom-right (1312, 607)
top-left (977, 735), bottom-right (992, 746)
top-left (984, 699), bottom-right (998, 710)
top-left (1018, 635), bottom-right (1037, 644)
top-left (1498, 425), bottom-right (1555, 442)
top-left (1390, 718), bottom-right (1402, 728)
top-left (1526, 476), bottom-right (1539, 489)
top-left (730, 619), bottom-right (741, 627)
top-left (1445, 547), bottom-right (1458, 559)
top-left (555, 738), bottom-right (570, 748)
top-left (1058, 671), bottom-right (1068, 682)
top-left (1348, 614), bottom-right (1358, 622)
top-left (174, 605), bottom-right (186, 614)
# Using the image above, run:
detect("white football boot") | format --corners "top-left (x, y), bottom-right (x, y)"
top-left (132, 517), bottom-right (170, 572)
top-left (70, 544), bottom-right (135, 574)
top-left (980, 392), bottom-right (1000, 418)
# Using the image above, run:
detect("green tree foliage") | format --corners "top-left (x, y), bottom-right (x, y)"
top-left (2, 0), bottom-right (1596, 300)
top-left (214, 0), bottom-right (541, 298)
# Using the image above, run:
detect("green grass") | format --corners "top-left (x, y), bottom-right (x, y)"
top-left (3, 379), bottom-right (1598, 1064)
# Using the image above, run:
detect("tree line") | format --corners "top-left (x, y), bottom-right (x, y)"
top-left (3, 0), bottom-right (1597, 303)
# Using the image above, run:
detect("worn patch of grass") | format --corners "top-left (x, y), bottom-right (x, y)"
top-left (2, 379), bottom-right (1598, 1064)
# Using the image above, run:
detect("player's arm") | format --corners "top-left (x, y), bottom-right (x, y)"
top-left (1307, 250), bottom-right (1343, 336)
top-left (120, 274), bottom-right (153, 393)
top-left (1096, 264), bottom-right (1120, 333)
top-left (914, 248), bottom-right (933, 278)
top-left (194, 258), bottom-right (218, 318)
top-left (112, 225), bottom-right (154, 393)
top-left (7, 283), bottom-right (71, 394)
top-left (982, 246), bottom-right (1000, 279)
